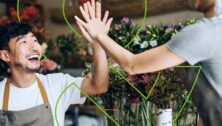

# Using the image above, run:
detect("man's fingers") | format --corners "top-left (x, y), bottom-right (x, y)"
top-left (74, 16), bottom-right (87, 27)
top-left (96, 1), bottom-right (101, 20)
top-left (102, 11), bottom-right (109, 23)
top-left (83, 3), bottom-right (89, 15)
top-left (79, 6), bottom-right (90, 22)
top-left (91, 0), bottom-right (96, 13)
top-left (87, 1), bottom-right (95, 19)
top-left (76, 21), bottom-right (93, 42)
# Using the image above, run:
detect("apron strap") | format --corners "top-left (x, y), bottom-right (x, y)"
top-left (2, 76), bottom-right (49, 111)
top-left (36, 77), bottom-right (49, 104)
top-left (2, 79), bottom-right (10, 111)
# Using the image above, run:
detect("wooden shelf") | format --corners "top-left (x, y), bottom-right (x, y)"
top-left (50, 0), bottom-right (192, 24)
top-left (0, 0), bottom-right (36, 3)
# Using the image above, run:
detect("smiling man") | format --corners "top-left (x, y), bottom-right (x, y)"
top-left (0, 19), bottom-right (110, 126)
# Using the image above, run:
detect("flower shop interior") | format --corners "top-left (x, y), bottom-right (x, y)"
top-left (0, 0), bottom-right (206, 126)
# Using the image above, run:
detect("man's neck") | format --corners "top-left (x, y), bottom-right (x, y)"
top-left (9, 69), bottom-right (36, 88)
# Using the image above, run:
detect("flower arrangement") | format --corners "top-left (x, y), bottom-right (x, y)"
top-left (107, 17), bottom-right (197, 107)
top-left (109, 17), bottom-right (196, 54)
top-left (108, 17), bottom-right (138, 51)
top-left (10, 6), bottom-right (40, 23)
top-left (85, 17), bottom-right (197, 125)
top-left (0, 4), bottom-right (44, 26)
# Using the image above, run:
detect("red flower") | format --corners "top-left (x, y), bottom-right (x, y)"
top-left (21, 11), bottom-right (30, 20)
top-left (23, 6), bottom-right (39, 17)
top-left (80, 0), bottom-right (89, 4)
top-left (9, 8), bottom-right (17, 21)
top-left (21, 6), bottom-right (39, 21)
top-left (0, 18), bottom-right (10, 24)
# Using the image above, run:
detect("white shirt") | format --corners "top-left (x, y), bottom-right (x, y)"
top-left (0, 73), bottom-right (86, 126)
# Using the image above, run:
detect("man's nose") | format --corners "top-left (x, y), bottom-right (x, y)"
top-left (30, 42), bottom-right (40, 53)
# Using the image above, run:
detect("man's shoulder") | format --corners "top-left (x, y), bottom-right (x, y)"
top-left (37, 73), bottom-right (83, 83)
top-left (37, 72), bottom-right (66, 78)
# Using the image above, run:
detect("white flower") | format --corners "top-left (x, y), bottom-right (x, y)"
top-left (87, 46), bottom-right (93, 55)
top-left (149, 40), bottom-right (158, 47)
top-left (126, 32), bottom-right (130, 36)
top-left (152, 34), bottom-right (157, 38)
top-left (112, 63), bottom-right (119, 68)
top-left (134, 40), bottom-right (139, 44)
top-left (41, 42), bottom-right (48, 54)
top-left (165, 28), bottom-right (172, 33)
top-left (147, 25), bottom-right (152, 29)
top-left (146, 30), bottom-right (151, 34)
top-left (133, 36), bottom-right (141, 44)
top-left (140, 41), bottom-right (149, 49)
top-left (118, 36), bottom-right (124, 40)
top-left (171, 31), bottom-right (178, 39)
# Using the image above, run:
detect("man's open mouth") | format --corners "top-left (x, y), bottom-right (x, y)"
top-left (27, 55), bottom-right (40, 62)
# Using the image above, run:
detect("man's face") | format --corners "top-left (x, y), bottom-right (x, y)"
top-left (7, 32), bottom-right (42, 72)
top-left (191, 0), bottom-right (215, 12)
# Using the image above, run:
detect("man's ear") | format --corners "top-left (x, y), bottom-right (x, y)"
top-left (0, 50), bottom-right (10, 62)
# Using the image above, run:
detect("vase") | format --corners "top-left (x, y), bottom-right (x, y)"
top-left (135, 101), bottom-right (154, 126)
top-left (156, 109), bottom-right (172, 126)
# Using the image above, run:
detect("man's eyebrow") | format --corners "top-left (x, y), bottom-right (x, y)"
top-left (31, 34), bottom-right (36, 38)
top-left (15, 35), bottom-right (25, 42)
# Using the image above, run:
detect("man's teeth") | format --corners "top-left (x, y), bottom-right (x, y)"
top-left (28, 55), bottom-right (39, 60)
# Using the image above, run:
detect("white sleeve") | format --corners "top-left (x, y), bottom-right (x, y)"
top-left (60, 74), bottom-right (86, 111)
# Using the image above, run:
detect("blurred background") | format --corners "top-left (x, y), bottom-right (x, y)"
top-left (0, 0), bottom-right (204, 126)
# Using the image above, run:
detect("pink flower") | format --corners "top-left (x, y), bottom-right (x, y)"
top-left (113, 24), bottom-right (121, 30)
top-left (130, 19), bottom-right (136, 27)
top-left (42, 59), bottom-right (57, 71)
top-left (141, 74), bottom-right (149, 84)
top-left (121, 17), bottom-right (130, 24)
top-left (129, 96), bottom-right (141, 104)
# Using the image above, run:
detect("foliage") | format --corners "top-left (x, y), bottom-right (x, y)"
top-left (85, 17), bottom-right (198, 125)
top-left (106, 17), bottom-right (197, 109)
top-left (56, 34), bottom-right (80, 70)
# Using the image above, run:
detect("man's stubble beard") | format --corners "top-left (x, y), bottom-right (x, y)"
top-left (14, 61), bottom-right (40, 73)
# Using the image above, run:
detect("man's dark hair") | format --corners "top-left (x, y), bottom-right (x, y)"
top-left (0, 22), bottom-right (34, 50)
top-left (0, 22), bottom-right (34, 69)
